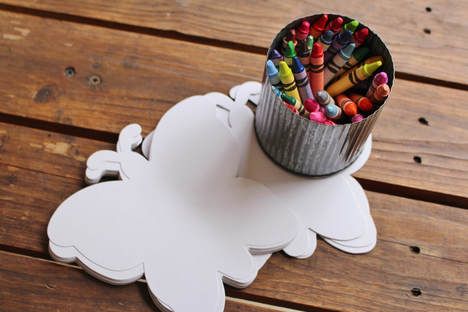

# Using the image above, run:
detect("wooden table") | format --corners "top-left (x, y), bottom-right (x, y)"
top-left (0, 1), bottom-right (467, 311)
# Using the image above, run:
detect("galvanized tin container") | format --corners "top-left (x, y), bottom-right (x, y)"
top-left (255, 14), bottom-right (395, 176)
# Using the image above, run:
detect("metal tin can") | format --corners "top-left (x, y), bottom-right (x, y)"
top-left (255, 14), bottom-right (395, 176)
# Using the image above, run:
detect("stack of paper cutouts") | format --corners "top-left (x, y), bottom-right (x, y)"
top-left (48, 81), bottom-right (377, 312)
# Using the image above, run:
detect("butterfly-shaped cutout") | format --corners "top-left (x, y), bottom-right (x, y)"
top-left (143, 81), bottom-right (376, 258)
top-left (48, 92), bottom-right (299, 312)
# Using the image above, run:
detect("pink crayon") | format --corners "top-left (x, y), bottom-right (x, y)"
top-left (352, 114), bottom-right (364, 123)
top-left (309, 111), bottom-right (327, 123)
top-left (304, 98), bottom-right (320, 112)
top-left (353, 27), bottom-right (369, 47)
top-left (296, 20), bottom-right (310, 41)
top-left (366, 72), bottom-right (388, 99)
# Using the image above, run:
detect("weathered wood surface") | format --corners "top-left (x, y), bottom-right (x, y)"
top-left (1, 0), bottom-right (467, 85)
top-left (0, 251), bottom-right (289, 312)
top-left (0, 122), bottom-right (466, 311)
top-left (0, 11), bottom-right (467, 202)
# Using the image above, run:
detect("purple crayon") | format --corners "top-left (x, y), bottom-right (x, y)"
top-left (366, 72), bottom-right (388, 99)
top-left (269, 49), bottom-right (283, 66)
top-left (292, 56), bottom-right (314, 102)
top-left (324, 30), bottom-right (353, 64)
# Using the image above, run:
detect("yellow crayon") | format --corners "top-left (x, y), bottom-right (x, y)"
top-left (326, 61), bottom-right (382, 97)
top-left (278, 61), bottom-right (302, 110)
top-left (340, 56), bottom-right (383, 78)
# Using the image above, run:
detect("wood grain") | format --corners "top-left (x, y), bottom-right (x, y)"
top-left (0, 122), bottom-right (466, 311)
top-left (1, 0), bottom-right (467, 85)
top-left (0, 251), bottom-right (288, 312)
top-left (0, 11), bottom-right (467, 200)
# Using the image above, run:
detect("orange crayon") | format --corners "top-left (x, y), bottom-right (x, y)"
top-left (308, 43), bottom-right (324, 97)
top-left (327, 60), bottom-right (382, 97)
top-left (336, 94), bottom-right (358, 117)
top-left (370, 83), bottom-right (390, 104)
top-left (349, 93), bottom-right (373, 112)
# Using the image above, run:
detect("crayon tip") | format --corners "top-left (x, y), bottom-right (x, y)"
top-left (285, 41), bottom-right (297, 57)
top-left (339, 43), bottom-right (356, 59)
top-left (266, 60), bottom-right (278, 77)
top-left (376, 84), bottom-right (391, 97)
top-left (321, 30), bottom-right (334, 43)
top-left (354, 27), bottom-right (369, 43)
top-left (306, 35), bottom-right (314, 50)
top-left (325, 104), bottom-right (339, 116)
top-left (328, 17), bottom-right (344, 32)
top-left (313, 14), bottom-right (329, 31)
top-left (311, 42), bottom-right (324, 57)
top-left (297, 20), bottom-right (310, 40)
top-left (344, 20), bottom-right (359, 33)
top-left (270, 49), bottom-right (283, 59)
top-left (309, 111), bottom-right (327, 123)
top-left (304, 98), bottom-right (320, 112)
top-left (374, 72), bottom-right (389, 85)
top-left (316, 90), bottom-right (328, 103)
top-left (278, 61), bottom-right (292, 78)
top-left (352, 46), bottom-right (370, 62)
top-left (352, 114), bottom-right (364, 123)
top-left (292, 57), bottom-right (304, 73)
top-left (337, 30), bottom-right (353, 45)
top-left (363, 60), bottom-right (383, 76)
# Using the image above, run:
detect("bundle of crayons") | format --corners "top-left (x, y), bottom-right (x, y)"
top-left (266, 14), bottom-right (391, 125)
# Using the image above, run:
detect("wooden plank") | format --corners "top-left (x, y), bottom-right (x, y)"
top-left (0, 122), bottom-right (467, 311)
top-left (0, 11), bottom-right (467, 200)
top-left (0, 251), bottom-right (288, 312)
top-left (1, 0), bottom-right (467, 85)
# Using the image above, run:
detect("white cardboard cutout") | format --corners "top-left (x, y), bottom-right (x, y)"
top-left (142, 82), bottom-right (377, 257)
top-left (48, 93), bottom-right (299, 312)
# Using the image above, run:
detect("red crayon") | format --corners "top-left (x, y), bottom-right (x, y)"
top-left (309, 14), bottom-right (328, 38)
top-left (349, 93), bottom-right (373, 112)
top-left (308, 43), bottom-right (324, 97)
top-left (353, 27), bottom-right (369, 47)
top-left (296, 20), bottom-right (310, 41)
top-left (336, 94), bottom-right (358, 117)
top-left (325, 16), bottom-right (344, 34)
top-left (303, 98), bottom-right (320, 113)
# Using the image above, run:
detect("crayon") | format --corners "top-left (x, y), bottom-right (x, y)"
top-left (366, 71), bottom-right (388, 98)
top-left (285, 102), bottom-right (299, 114)
top-left (325, 16), bottom-right (344, 34)
top-left (292, 57), bottom-right (314, 102)
top-left (316, 90), bottom-right (335, 107)
top-left (349, 93), bottom-right (373, 112)
top-left (299, 35), bottom-right (314, 71)
top-left (303, 98), bottom-right (320, 113)
top-left (317, 30), bottom-right (334, 52)
top-left (282, 28), bottom-right (296, 54)
top-left (309, 111), bottom-right (327, 123)
top-left (266, 60), bottom-right (282, 89)
top-left (351, 114), bottom-right (364, 123)
top-left (353, 27), bottom-right (369, 47)
top-left (325, 103), bottom-right (342, 121)
top-left (336, 94), bottom-right (358, 117)
top-left (324, 30), bottom-right (353, 64)
top-left (284, 41), bottom-right (297, 66)
top-left (327, 60), bottom-right (382, 97)
top-left (271, 86), bottom-right (297, 106)
top-left (269, 49), bottom-right (283, 66)
top-left (370, 83), bottom-right (390, 103)
top-left (296, 20), bottom-right (310, 41)
top-left (340, 55), bottom-right (384, 78)
top-left (309, 14), bottom-right (328, 38)
top-left (343, 19), bottom-right (359, 34)
top-left (278, 61), bottom-right (302, 109)
top-left (308, 43), bottom-right (324, 97)
top-left (323, 43), bottom-right (355, 85)
top-left (335, 46), bottom-right (370, 77)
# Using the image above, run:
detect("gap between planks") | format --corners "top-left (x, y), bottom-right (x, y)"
top-left (0, 2), bottom-right (466, 91)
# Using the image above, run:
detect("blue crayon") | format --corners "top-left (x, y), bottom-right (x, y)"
top-left (325, 103), bottom-right (342, 121)
top-left (318, 30), bottom-right (334, 52)
top-left (269, 49), bottom-right (283, 66)
top-left (324, 30), bottom-right (353, 64)
top-left (266, 60), bottom-right (282, 89)
top-left (292, 57), bottom-right (314, 102)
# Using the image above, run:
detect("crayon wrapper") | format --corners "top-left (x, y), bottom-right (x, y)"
top-left (255, 14), bottom-right (394, 176)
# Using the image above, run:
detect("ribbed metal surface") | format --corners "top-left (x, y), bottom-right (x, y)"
top-left (255, 14), bottom-right (394, 176)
